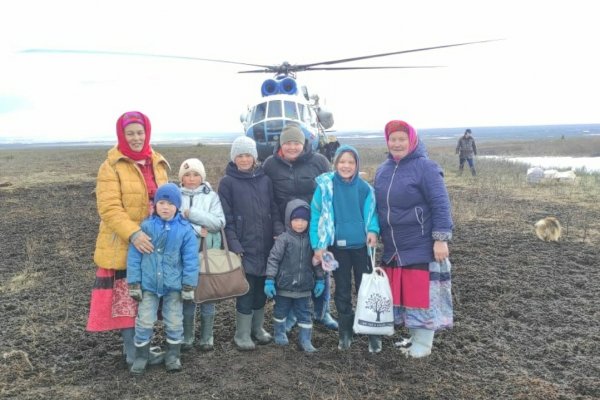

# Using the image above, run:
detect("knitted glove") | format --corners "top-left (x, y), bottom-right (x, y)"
top-left (181, 285), bottom-right (195, 301)
top-left (313, 279), bottom-right (325, 297)
top-left (128, 283), bottom-right (142, 302)
top-left (264, 279), bottom-right (276, 299)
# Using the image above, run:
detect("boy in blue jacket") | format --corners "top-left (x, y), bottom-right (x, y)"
top-left (127, 183), bottom-right (199, 374)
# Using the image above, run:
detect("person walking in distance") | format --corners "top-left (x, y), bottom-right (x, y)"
top-left (456, 128), bottom-right (477, 176)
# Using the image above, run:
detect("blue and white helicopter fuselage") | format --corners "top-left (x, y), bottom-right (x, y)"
top-left (240, 76), bottom-right (333, 160)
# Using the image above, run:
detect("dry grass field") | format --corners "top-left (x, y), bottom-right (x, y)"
top-left (1, 136), bottom-right (599, 399)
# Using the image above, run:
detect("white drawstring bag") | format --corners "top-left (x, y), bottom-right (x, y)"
top-left (353, 248), bottom-right (395, 336)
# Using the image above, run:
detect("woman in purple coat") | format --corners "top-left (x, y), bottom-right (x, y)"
top-left (374, 120), bottom-right (454, 358)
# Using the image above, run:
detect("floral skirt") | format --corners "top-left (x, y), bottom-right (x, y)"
top-left (86, 267), bottom-right (137, 332)
top-left (382, 259), bottom-right (453, 331)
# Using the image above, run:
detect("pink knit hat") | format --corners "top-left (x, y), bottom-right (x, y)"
top-left (384, 120), bottom-right (419, 155)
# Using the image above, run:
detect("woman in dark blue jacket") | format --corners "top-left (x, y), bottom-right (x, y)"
top-left (218, 136), bottom-right (284, 350)
top-left (374, 120), bottom-right (454, 358)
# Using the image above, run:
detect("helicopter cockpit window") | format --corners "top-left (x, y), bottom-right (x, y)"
top-left (298, 103), bottom-right (307, 122)
top-left (253, 102), bottom-right (267, 123)
top-left (284, 101), bottom-right (298, 120)
top-left (267, 100), bottom-right (282, 118)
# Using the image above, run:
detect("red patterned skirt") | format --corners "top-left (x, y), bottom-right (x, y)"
top-left (381, 262), bottom-right (430, 308)
top-left (86, 267), bottom-right (138, 332)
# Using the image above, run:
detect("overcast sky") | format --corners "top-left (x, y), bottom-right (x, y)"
top-left (1, 0), bottom-right (598, 142)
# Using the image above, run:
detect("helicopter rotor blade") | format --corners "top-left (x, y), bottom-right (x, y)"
top-left (21, 48), bottom-right (274, 69)
top-left (298, 39), bottom-right (502, 69)
top-left (238, 65), bottom-right (444, 73)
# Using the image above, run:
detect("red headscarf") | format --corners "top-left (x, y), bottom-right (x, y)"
top-left (384, 120), bottom-right (419, 159)
top-left (116, 111), bottom-right (152, 161)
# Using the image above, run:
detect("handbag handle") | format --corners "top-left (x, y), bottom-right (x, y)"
top-left (201, 228), bottom-right (234, 274)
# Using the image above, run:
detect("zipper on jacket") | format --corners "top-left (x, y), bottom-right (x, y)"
top-left (415, 207), bottom-right (425, 236)
top-left (385, 162), bottom-right (403, 265)
top-left (297, 235), bottom-right (304, 287)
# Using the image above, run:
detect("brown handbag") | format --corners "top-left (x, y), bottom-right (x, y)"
top-left (194, 228), bottom-right (249, 304)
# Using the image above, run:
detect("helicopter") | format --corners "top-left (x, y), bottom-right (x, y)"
top-left (23, 40), bottom-right (498, 160)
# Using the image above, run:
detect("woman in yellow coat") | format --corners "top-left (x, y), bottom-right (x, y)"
top-left (86, 111), bottom-right (169, 366)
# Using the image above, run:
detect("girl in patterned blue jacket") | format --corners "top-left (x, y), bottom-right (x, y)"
top-left (127, 183), bottom-right (199, 374)
top-left (309, 145), bottom-right (381, 353)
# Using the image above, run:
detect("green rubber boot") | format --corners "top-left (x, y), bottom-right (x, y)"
top-left (198, 314), bottom-right (215, 352)
top-left (182, 313), bottom-right (195, 352)
top-left (164, 342), bottom-right (182, 372)
top-left (234, 311), bottom-right (256, 351)
top-left (130, 343), bottom-right (150, 375)
top-left (251, 307), bottom-right (272, 345)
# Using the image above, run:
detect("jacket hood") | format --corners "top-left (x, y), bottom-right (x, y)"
top-left (284, 198), bottom-right (310, 232)
top-left (333, 144), bottom-right (360, 181)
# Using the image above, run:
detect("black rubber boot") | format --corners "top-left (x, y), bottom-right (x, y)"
top-left (368, 335), bottom-right (382, 353)
top-left (337, 313), bottom-right (354, 350)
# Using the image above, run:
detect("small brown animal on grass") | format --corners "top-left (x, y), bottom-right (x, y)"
top-left (534, 216), bottom-right (562, 242)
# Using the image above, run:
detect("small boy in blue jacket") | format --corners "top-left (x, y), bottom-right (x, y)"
top-left (127, 183), bottom-right (199, 374)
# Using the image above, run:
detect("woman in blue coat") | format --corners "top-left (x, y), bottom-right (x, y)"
top-left (374, 120), bottom-right (454, 358)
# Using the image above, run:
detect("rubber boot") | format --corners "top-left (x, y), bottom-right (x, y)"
top-left (317, 312), bottom-right (338, 331)
top-left (470, 167), bottom-right (477, 176)
top-left (198, 314), bottom-right (215, 352)
top-left (407, 328), bottom-right (434, 358)
top-left (121, 328), bottom-right (136, 366)
top-left (298, 325), bottom-right (317, 353)
top-left (234, 311), bottom-right (256, 351)
top-left (122, 328), bottom-right (165, 365)
top-left (130, 343), bottom-right (150, 375)
top-left (337, 313), bottom-right (354, 350)
top-left (368, 335), bottom-right (382, 354)
top-left (251, 307), bottom-right (272, 345)
top-left (458, 165), bottom-right (464, 176)
top-left (285, 310), bottom-right (297, 333)
top-left (164, 342), bottom-right (182, 372)
top-left (181, 313), bottom-right (195, 352)
top-left (273, 318), bottom-right (289, 346)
